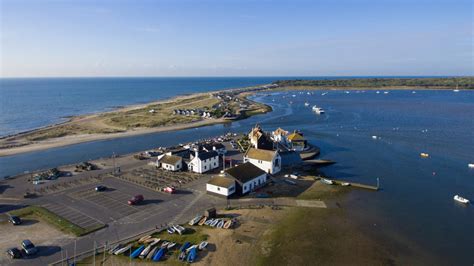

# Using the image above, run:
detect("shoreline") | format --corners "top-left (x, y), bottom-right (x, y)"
top-left (0, 85), bottom-right (468, 157)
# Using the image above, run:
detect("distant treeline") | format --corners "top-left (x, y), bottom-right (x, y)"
top-left (274, 77), bottom-right (473, 89)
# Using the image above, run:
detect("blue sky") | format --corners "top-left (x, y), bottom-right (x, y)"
top-left (1, 0), bottom-right (472, 77)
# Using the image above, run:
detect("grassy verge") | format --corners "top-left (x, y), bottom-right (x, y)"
top-left (9, 206), bottom-right (105, 236)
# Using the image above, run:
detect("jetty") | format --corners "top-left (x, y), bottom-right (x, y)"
top-left (316, 177), bottom-right (379, 191)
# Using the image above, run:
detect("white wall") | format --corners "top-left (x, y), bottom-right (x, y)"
top-left (190, 155), bottom-right (219, 173)
top-left (206, 183), bottom-right (235, 196)
top-left (244, 154), bottom-right (281, 174)
top-left (241, 173), bottom-right (267, 194)
top-left (162, 161), bottom-right (181, 171)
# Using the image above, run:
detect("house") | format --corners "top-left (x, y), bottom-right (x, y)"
top-left (248, 125), bottom-right (274, 150)
top-left (272, 127), bottom-right (289, 143)
top-left (244, 148), bottom-right (281, 174)
top-left (188, 150), bottom-right (219, 173)
top-left (224, 162), bottom-right (267, 195)
top-left (206, 176), bottom-right (236, 198)
top-left (287, 131), bottom-right (307, 151)
top-left (159, 155), bottom-right (182, 171)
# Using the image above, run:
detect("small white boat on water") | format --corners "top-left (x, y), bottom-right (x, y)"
top-left (454, 195), bottom-right (469, 204)
top-left (376, 91), bottom-right (380, 94)
top-left (468, 163), bottom-right (474, 168)
top-left (420, 153), bottom-right (430, 158)
top-left (453, 89), bottom-right (460, 92)
top-left (290, 174), bottom-right (298, 179)
top-left (321, 178), bottom-right (334, 185)
top-left (198, 241), bottom-right (208, 250)
top-left (304, 102), bottom-right (310, 107)
top-left (384, 91), bottom-right (389, 94)
top-left (312, 105), bottom-right (325, 114)
top-left (372, 135), bottom-right (378, 140)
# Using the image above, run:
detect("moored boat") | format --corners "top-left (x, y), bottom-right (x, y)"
top-left (321, 178), bottom-right (333, 185)
top-left (198, 241), bottom-right (208, 250)
top-left (223, 219), bottom-right (232, 229)
top-left (210, 219), bottom-right (219, 227)
top-left (341, 182), bottom-right (350, 186)
top-left (189, 215), bottom-right (202, 226)
top-left (198, 216), bottom-right (207, 226)
top-left (130, 245), bottom-right (145, 259)
top-left (468, 163), bottom-right (474, 168)
top-left (454, 195), bottom-right (469, 204)
top-left (187, 247), bottom-right (198, 263)
top-left (152, 247), bottom-right (166, 261)
top-left (167, 242), bottom-right (177, 249)
top-left (420, 153), bottom-right (429, 158)
top-left (312, 105), bottom-right (325, 114)
top-left (217, 220), bottom-right (225, 228)
top-left (138, 235), bottom-right (151, 243)
top-left (139, 244), bottom-right (153, 259)
top-left (146, 246), bottom-right (158, 260)
top-left (114, 244), bottom-right (132, 255)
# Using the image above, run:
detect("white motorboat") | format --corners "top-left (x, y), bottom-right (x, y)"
top-left (420, 153), bottom-right (430, 158)
top-left (290, 174), bottom-right (298, 179)
top-left (454, 195), bottom-right (469, 204)
top-left (468, 163), bottom-right (474, 168)
top-left (453, 89), bottom-right (460, 92)
top-left (321, 178), bottom-right (333, 185)
top-left (312, 105), bottom-right (325, 114)
top-left (372, 135), bottom-right (378, 140)
top-left (304, 102), bottom-right (310, 107)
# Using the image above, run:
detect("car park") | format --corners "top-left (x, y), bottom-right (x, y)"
top-left (9, 215), bottom-right (22, 225)
top-left (21, 239), bottom-right (38, 255)
top-left (95, 185), bottom-right (107, 192)
top-left (128, 195), bottom-right (144, 205)
top-left (7, 248), bottom-right (22, 259)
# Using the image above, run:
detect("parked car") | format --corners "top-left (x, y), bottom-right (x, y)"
top-left (7, 248), bottom-right (22, 259)
top-left (95, 185), bottom-right (107, 192)
top-left (128, 195), bottom-right (144, 205)
top-left (163, 186), bottom-right (175, 194)
top-left (21, 240), bottom-right (37, 255)
top-left (9, 215), bottom-right (22, 225)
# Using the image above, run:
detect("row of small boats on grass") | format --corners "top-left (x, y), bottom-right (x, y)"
top-left (109, 236), bottom-right (208, 263)
top-left (189, 214), bottom-right (234, 229)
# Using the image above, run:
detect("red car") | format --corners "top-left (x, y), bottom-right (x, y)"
top-left (128, 195), bottom-right (144, 205)
top-left (163, 186), bottom-right (175, 194)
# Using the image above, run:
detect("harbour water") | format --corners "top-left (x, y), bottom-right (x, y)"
top-left (0, 80), bottom-right (473, 264)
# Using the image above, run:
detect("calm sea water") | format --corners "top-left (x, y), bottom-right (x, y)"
top-left (0, 78), bottom-right (472, 264)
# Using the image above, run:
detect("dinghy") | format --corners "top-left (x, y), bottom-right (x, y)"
top-left (198, 241), bottom-right (208, 250)
top-left (167, 242), bottom-right (176, 249)
top-left (130, 245), bottom-right (145, 259)
top-left (420, 153), bottom-right (429, 158)
top-left (173, 224), bottom-right (185, 235)
top-left (161, 241), bottom-right (169, 248)
top-left (341, 182), bottom-right (350, 186)
top-left (178, 251), bottom-right (187, 261)
top-left (179, 242), bottom-right (191, 253)
top-left (114, 244), bottom-right (132, 255)
top-left (138, 235), bottom-right (151, 243)
top-left (146, 246), bottom-right (158, 260)
top-left (290, 174), bottom-right (298, 179)
top-left (223, 219), bottom-right (232, 229)
top-left (321, 178), bottom-right (333, 185)
top-left (139, 244), bottom-right (153, 259)
top-left (152, 247), bottom-right (166, 261)
top-left (211, 219), bottom-right (219, 227)
top-left (205, 219), bottom-right (214, 226)
top-left (167, 227), bottom-right (175, 234)
top-left (217, 220), bottom-right (225, 228)
top-left (454, 195), bottom-right (470, 204)
top-left (198, 216), bottom-right (207, 226)
top-left (189, 215), bottom-right (202, 226)
top-left (187, 247), bottom-right (198, 263)
top-left (468, 163), bottom-right (474, 168)
top-left (109, 244), bottom-right (123, 254)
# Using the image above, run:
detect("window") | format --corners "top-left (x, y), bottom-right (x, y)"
top-left (217, 187), bottom-right (220, 191)
top-left (258, 160), bottom-right (262, 164)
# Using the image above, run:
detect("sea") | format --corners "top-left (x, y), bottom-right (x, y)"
top-left (0, 77), bottom-right (473, 264)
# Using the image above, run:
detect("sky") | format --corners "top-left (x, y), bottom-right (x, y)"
top-left (0, 0), bottom-right (472, 77)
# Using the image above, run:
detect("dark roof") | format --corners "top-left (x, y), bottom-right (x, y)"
top-left (225, 162), bottom-right (266, 183)
top-left (207, 176), bottom-right (235, 187)
top-left (197, 151), bottom-right (219, 161)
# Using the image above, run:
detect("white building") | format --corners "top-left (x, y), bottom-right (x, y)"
top-left (206, 176), bottom-right (236, 198)
top-left (224, 162), bottom-right (267, 195)
top-left (159, 155), bottom-right (182, 171)
top-left (272, 127), bottom-right (289, 143)
top-left (244, 148), bottom-right (281, 174)
top-left (188, 150), bottom-right (219, 173)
